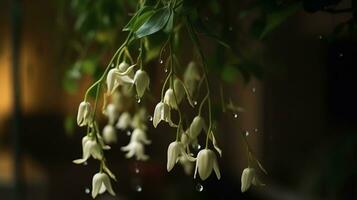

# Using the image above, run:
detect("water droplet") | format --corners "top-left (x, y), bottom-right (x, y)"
top-left (233, 113), bottom-right (238, 118)
top-left (111, 63), bottom-right (114, 67)
top-left (137, 98), bottom-right (141, 104)
top-left (159, 59), bottom-right (163, 64)
top-left (228, 26), bottom-right (233, 31)
top-left (135, 168), bottom-right (140, 174)
top-left (126, 131), bottom-right (131, 136)
top-left (318, 35), bottom-right (323, 40)
top-left (195, 183), bottom-right (203, 192)
top-left (148, 115), bottom-right (153, 121)
top-left (254, 128), bottom-right (258, 133)
top-left (164, 68), bottom-right (168, 73)
top-left (252, 87), bottom-right (256, 93)
top-left (135, 185), bottom-right (142, 192)
top-left (245, 131), bottom-right (250, 136)
top-left (193, 101), bottom-right (198, 106)
top-left (83, 161), bottom-right (88, 166)
top-left (85, 188), bottom-right (90, 194)
top-left (339, 53), bottom-right (343, 57)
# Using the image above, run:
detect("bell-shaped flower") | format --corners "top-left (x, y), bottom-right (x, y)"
top-left (104, 103), bottom-right (119, 125)
top-left (189, 116), bottom-right (207, 139)
top-left (133, 69), bottom-right (150, 98)
top-left (184, 61), bottom-right (201, 95)
top-left (153, 102), bottom-right (174, 128)
top-left (173, 78), bottom-right (185, 104)
top-left (118, 61), bottom-right (134, 77)
top-left (164, 88), bottom-right (178, 109)
top-left (103, 124), bottom-right (117, 144)
top-left (167, 141), bottom-right (195, 172)
top-left (130, 108), bottom-right (148, 130)
top-left (194, 149), bottom-right (221, 180)
top-left (91, 172), bottom-right (115, 198)
top-left (77, 101), bottom-right (92, 127)
top-left (130, 128), bottom-right (151, 144)
top-left (73, 137), bottom-right (103, 164)
top-left (106, 68), bottom-right (134, 95)
top-left (241, 167), bottom-right (264, 192)
top-left (121, 141), bottom-right (149, 161)
top-left (116, 112), bottom-right (131, 130)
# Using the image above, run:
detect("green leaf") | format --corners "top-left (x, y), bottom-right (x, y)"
top-left (164, 10), bottom-right (174, 33)
top-left (64, 115), bottom-right (75, 135)
top-left (81, 57), bottom-right (98, 75)
top-left (131, 9), bottom-right (155, 32)
top-left (135, 7), bottom-right (171, 38)
top-left (123, 6), bottom-right (153, 31)
top-left (221, 65), bottom-right (240, 83)
top-left (260, 2), bottom-right (302, 39)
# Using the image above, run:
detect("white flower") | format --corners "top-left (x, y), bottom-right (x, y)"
top-left (121, 141), bottom-right (149, 161)
top-left (118, 61), bottom-right (129, 72)
top-left (173, 78), bottom-right (185, 104)
top-left (131, 108), bottom-right (148, 130)
top-left (189, 116), bottom-right (207, 139)
top-left (77, 101), bottom-right (92, 127)
top-left (104, 103), bottom-right (119, 125)
top-left (194, 149), bottom-right (220, 180)
top-left (180, 131), bottom-right (191, 147)
top-left (91, 172), bottom-right (115, 198)
top-left (106, 68), bottom-right (133, 95)
top-left (130, 128), bottom-right (151, 144)
top-left (166, 141), bottom-right (195, 172)
top-left (153, 102), bottom-right (174, 128)
top-left (179, 156), bottom-right (194, 175)
top-left (73, 137), bottom-right (102, 164)
top-left (164, 89), bottom-right (178, 109)
top-left (133, 69), bottom-right (150, 98)
top-left (241, 167), bottom-right (264, 192)
top-left (116, 112), bottom-right (131, 130)
top-left (184, 61), bottom-right (200, 95)
top-left (103, 125), bottom-right (117, 144)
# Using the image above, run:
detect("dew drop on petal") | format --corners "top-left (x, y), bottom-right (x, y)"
top-left (135, 185), bottom-right (143, 192)
top-left (85, 188), bottom-right (90, 194)
top-left (195, 183), bottom-right (203, 192)
top-left (127, 131), bottom-right (131, 136)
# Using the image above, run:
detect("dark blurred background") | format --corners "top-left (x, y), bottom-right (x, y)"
top-left (1, 0), bottom-right (357, 200)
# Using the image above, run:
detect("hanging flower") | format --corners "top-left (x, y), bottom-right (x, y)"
top-left (91, 172), bottom-right (115, 198)
top-left (184, 61), bottom-right (200, 95)
top-left (194, 149), bottom-right (221, 180)
top-left (73, 137), bottom-right (103, 164)
top-left (133, 69), bottom-right (150, 98)
top-left (104, 103), bottom-right (119, 125)
top-left (153, 102), bottom-right (174, 128)
top-left (106, 68), bottom-right (133, 95)
top-left (130, 128), bottom-right (151, 145)
top-left (241, 167), bottom-right (264, 192)
top-left (189, 116), bottom-right (207, 139)
top-left (121, 141), bottom-right (149, 161)
top-left (118, 61), bottom-right (134, 77)
top-left (103, 125), bottom-right (117, 144)
top-left (116, 112), bottom-right (131, 130)
top-left (173, 78), bottom-right (185, 104)
top-left (77, 101), bottom-right (92, 127)
top-left (131, 108), bottom-right (148, 130)
top-left (164, 88), bottom-right (178, 110)
top-left (167, 141), bottom-right (195, 172)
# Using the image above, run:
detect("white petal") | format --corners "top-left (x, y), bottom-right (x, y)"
top-left (101, 173), bottom-right (116, 196)
top-left (189, 116), bottom-right (206, 139)
top-left (164, 89), bottom-right (178, 109)
top-left (153, 102), bottom-right (164, 128)
top-left (106, 68), bottom-right (120, 95)
top-left (167, 142), bottom-right (181, 172)
top-left (212, 153), bottom-right (221, 180)
top-left (173, 78), bottom-right (185, 104)
top-left (105, 104), bottom-right (118, 125)
top-left (134, 70), bottom-right (150, 98)
top-left (103, 125), bottom-right (117, 144)
top-left (116, 112), bottom-right (131, 130)
top-left (118, 61), bottom-right (129, 72)
top-left (91, 173), bottom-right (103, 198)
top-left (241, 168), bottom-right (255, 192)
top-left (197, 149), bottom-right (213, 180)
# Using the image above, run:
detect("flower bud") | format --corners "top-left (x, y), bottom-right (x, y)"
top-left (241, 168), bottom-right (255, 192)
top-left (103, 125), bottom-right (117, 144)
top-left (194, 149), bottom-right (220, 180)
top-left (173, 78), bottom-right (185, 104)
top-left (189, 116), bottom-right (207, 139)
top-left (133, 69), bottom-right (150, 98)
top-left (184, 61), bottom-right (200, 95)
top-left (164, 89), bottom-right (178, 109)
top-left (77, 101), bottom-right (92, 127)
top-left (91, 172), bottom-right (115, 198)
top-left (167, 141), bottom-right (185, 172)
